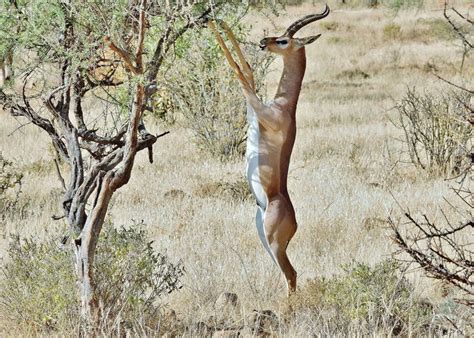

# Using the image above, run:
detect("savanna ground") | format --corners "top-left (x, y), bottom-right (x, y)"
top-left (0, 0), bottom-right (472, 336)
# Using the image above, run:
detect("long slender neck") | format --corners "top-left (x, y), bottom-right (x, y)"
top-left (274, 48), bottom-right (306, 111)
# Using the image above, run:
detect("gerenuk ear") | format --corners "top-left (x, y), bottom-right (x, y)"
top-left (300, 34), bottom-right (322, 45)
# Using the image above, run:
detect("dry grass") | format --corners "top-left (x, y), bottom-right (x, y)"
top-left (1, 2), bottom-right (473, 335)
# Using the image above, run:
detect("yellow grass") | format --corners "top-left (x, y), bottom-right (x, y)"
top-left (0, 2), bottom-right (472, 335)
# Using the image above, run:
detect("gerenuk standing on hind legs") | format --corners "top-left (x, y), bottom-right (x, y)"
top-left (209, 5), bottom-right (330, 296)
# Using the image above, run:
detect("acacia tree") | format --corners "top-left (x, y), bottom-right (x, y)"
top-left (0, 0), bottom-right (234, 331)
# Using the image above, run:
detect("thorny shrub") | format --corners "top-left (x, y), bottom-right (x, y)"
top-left (0, 223), bottom-right (184, 334)
top-left (194, 177), bottom-right (252, 202)
top-left (393, 88), bottom-right (472, 176)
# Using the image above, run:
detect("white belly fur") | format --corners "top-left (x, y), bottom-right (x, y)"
top-left (245, 104), bottom-right (275, 262)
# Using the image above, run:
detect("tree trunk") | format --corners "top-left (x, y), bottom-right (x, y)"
top-left (75, 245), bottom-right (99, 333)
top-left (73, 173), bottom-right (114, 333)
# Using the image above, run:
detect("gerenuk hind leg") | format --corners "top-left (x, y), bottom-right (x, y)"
top-left (263, 194), bottom-right (297, 295)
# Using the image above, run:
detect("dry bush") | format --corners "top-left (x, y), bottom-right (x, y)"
top-left (166, 24), bottom-right (273, 160)
top-left (172, 59), bottom-right (249, 159)
top-left (94, 223), bottom-right (184, 335)
top-left (393, 88), bottom-right (472, 176)
top-left (0, 223), bottom-right (184, 335)
top-left (389, 175), bottom-right (473, 334)
top-left (336, 68), bottom-right (370, 80)
top-left (390, 155), bottom-right (473, 310)
top-left (383, 22), bottom-right (401, 40)
top-left (320, 21), bottom-right (340, 31)
top-left (289, 260), bottom-right (434, 335)
top-left (194, 178), bottom-right (252, 202)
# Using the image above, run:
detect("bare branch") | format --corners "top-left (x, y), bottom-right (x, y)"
top-left (433, 73), bottom-right (474, 94)
top-left (1, 88), bottom-right (69, 160)
top-left (78, 126), bottom-right (127, 146)
top-left (451, 6), bottom-right (473, 25)
top-left (443, 1), bottom-right (473, 49)
top-left (111, 83), bottom-right (144, 189)
top-left (390, 209), bottom-right (473, 307)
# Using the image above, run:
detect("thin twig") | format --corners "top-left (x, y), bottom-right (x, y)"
top-left (433, 73), bottom-right (474, 94)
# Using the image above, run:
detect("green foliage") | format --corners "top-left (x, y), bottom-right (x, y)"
top-left (0, 0), bottom-right (139, 131)
top-left (0, 224), bottom-right (184, 333)
top-left (0, 1), bottom-right (63, 63)
top-left (291, 260), bottom-right (433, 335)
top-left (172, 53), bottom-right (249, 159)
top-left (0, 1), bottom-right (17, 58)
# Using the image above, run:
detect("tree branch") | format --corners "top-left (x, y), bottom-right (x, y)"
top-left (135, 0), bottom-right (147, 72)
top-left (103, 36), bottom-right (141, 75)
top-left (433, 73), bottom-right (474, 94)
top-left (443, 1), bottom-right (473, 49)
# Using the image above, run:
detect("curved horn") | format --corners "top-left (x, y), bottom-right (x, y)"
top-left (284, 4), bottom-right (330, 37)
